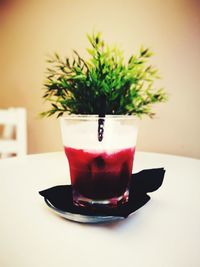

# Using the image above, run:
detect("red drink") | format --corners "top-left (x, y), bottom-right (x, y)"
top-left (65, 147), bottom-right (135, 204)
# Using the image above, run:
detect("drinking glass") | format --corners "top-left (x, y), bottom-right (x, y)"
top-left (60, 115), bottom-right (138, 208)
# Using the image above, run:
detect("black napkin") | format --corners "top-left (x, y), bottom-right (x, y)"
top-left (39, 168), bottom-right (165, 218)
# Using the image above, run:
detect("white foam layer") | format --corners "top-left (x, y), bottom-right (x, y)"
top-left (60, 120), bottom-right (138, 150)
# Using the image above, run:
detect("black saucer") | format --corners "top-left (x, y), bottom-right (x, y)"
top-left (39, 168), bottom-right (165, 223)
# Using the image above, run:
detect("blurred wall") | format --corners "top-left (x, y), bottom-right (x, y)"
top-left (0, 0), bottom-right (200, 158)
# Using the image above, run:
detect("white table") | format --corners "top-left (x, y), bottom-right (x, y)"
top-left (0, 151), bottom-right (200, 267)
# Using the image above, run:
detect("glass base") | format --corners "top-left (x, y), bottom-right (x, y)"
top-left (72, 189), bottom-right (129, 209)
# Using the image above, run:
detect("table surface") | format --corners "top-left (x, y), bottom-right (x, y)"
top-left (0, 151), bottom-right (200, 267)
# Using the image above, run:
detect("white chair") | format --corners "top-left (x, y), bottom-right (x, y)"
top-left (0, 108), bottom-right (27, 159)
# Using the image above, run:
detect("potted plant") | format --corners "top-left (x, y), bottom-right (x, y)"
top-left (41, 32), bottom-right (167, 208)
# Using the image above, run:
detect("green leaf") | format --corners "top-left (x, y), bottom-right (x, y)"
top-left (41, 31), bottom-right (167, 118)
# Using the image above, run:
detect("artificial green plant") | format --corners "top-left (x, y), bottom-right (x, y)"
top-left (41, 32), bottom-right (167, 118)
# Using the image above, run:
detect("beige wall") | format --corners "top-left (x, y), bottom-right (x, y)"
top-left (0, 0), bottom-right (200, 158)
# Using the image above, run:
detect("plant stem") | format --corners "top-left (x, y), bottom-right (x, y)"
top-left (98, 94), bottom-right (106, 142)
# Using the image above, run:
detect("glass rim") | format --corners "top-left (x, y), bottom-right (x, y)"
top-left (60, 114), bottom-right (137, 121)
